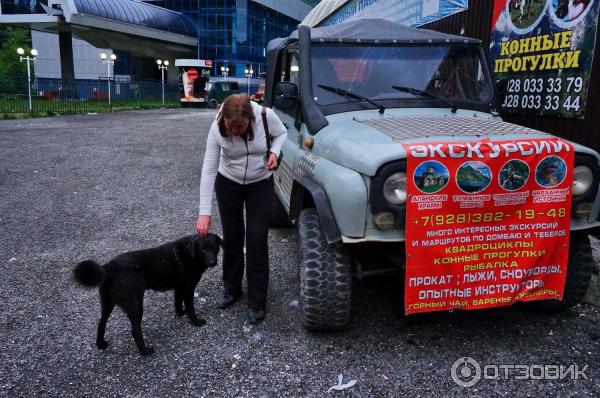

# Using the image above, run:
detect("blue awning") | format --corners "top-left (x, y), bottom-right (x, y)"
top-left (73, 0), bottom-right (198, 37)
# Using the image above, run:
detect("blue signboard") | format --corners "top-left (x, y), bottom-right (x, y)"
top-left (322, 0), bottom-right (469, 27)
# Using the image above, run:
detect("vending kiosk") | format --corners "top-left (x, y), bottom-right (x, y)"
top-left (175, 59), bottom-right (213, 107)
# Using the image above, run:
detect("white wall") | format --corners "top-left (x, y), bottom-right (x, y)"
top-left (72, 37), bottom-right (111, 80)
top-left (31, 31), bottom-right (61, 79)
top-left (31, 30), bottom-right (111, 80)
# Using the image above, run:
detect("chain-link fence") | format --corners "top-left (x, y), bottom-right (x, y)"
top-left (0, 77), bottom-right (182, 116)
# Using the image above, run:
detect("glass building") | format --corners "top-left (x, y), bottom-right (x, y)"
top-left (144, 0), bottom-right (319, 78)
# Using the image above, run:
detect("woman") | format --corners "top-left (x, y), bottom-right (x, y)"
top-left (196, 94), bottom-right (287, 324)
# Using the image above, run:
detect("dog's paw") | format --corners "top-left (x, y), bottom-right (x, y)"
top-left (96, 340), bottom-right (109, 350)
top-left (191, 317), bottom-right (206, 327)
top-left (140, 346), bottom-right (155, 356)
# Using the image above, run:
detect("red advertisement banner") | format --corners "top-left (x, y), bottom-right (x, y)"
top-left (404, 138), bottom-right (574, 315)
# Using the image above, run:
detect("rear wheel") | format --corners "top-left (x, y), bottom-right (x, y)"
top-left (529, 232), bottom-right (593, 312)
top-left (298, 208), bottom-right (352, 330)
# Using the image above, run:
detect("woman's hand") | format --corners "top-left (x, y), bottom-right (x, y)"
top-left (266, 152), bottom-right (278, 171)
top-left (196, 215), bottom-right (211, 237)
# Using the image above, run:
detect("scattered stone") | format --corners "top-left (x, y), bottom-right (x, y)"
top-left (251, 332), bottom-right (263, 342)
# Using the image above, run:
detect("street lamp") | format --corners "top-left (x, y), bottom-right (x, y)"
top-left (220, 66), bottom-right (229, 80)
top-left (17, 47), bottom-right (37, 112)
top-left (157, 59), bottom-right (169, 108)
top-left (245, 68), bottom-right (253, 95)
top-left (100, 52), bottom-right (117, 106)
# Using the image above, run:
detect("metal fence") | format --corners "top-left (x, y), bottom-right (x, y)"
top-left (0, 77), bottom-right (182, 115)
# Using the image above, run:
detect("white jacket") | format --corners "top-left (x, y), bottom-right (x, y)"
top-left (198, 101), bottom-right (288, 215)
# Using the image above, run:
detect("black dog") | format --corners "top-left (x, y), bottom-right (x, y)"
top-left (73, 234), bottom-right (221, 355)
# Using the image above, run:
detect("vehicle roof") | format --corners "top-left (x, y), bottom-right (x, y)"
top-left (288, 18), bottom-right (481, 44)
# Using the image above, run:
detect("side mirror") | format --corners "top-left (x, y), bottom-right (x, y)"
top-left (274, 81), bottom-right (298, 111)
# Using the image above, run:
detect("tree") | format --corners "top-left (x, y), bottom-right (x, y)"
top-left (0, 27), bottom-right (32, 78)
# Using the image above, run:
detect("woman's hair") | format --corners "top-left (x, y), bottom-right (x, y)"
top-left (217, 94), bottom-right (255, 139)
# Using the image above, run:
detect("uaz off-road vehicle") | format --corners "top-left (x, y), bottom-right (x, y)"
top-left (264, 19), bottom-right (600, 330)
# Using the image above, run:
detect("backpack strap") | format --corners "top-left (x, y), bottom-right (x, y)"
top-left (261, 107), bottom-right (272, 153)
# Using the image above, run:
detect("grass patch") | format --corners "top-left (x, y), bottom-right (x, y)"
top-left (0, 99), bottom-right (182, 119)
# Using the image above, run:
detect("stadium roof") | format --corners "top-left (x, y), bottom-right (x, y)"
top-left (0, 0), bottom-right (199, 58)
top-left (72, 0), bottom-right (198, 37)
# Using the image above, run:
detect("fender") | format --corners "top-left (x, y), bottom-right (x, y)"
top-left (294, 176), bottom-right (341, 244)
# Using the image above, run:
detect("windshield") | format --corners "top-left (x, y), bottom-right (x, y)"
top-left (311, 45), bottom-right (493, 107)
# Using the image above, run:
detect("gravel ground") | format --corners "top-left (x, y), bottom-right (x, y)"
top-left (1, 108), bottom-right (600, 397)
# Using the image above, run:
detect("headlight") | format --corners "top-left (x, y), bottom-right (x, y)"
top-left (383, 172), bottom-right (407, 205)
top-left (573, 165), bottom-right (594, 196)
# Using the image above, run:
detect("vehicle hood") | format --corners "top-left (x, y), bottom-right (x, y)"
top-left (313, 109), bottom-right (596, 176)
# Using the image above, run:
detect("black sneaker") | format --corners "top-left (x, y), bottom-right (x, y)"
top-left (247, 309), bottom-right (265, 324)
top-left (216, 294), bottom-right (240, 309)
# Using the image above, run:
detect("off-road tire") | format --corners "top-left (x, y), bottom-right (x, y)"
top-left (270, 194), bottom-right (292, 227)
top-left (529, 232), bottom-right (593, 312)
top-left (298, 208), bottom-right (351, 330)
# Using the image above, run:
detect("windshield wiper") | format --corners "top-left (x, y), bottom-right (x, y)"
top-left (317, 84), bottom-right (385, 115)
top-left (392, 85), bottom-right (458, 113)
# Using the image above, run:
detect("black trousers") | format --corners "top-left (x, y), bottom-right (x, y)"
top-left (214, 172), bottom-right (273, 310)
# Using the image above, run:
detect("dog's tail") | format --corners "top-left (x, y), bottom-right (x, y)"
top-left (73, 260), bottom-right (105, 288)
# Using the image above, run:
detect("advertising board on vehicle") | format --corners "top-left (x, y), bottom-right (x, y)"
top-left (404, 138), bottom-right (574, 314)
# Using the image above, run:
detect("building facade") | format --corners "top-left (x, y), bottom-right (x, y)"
top-left (1, 0), bottom-right (318, 81)
top-left (149, 0), bottom-right (314, 78)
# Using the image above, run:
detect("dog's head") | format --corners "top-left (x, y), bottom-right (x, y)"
top-left (188, 233), bottom-right (222, 268)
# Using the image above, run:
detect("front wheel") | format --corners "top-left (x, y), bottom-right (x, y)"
top-left (298, 208), bottom-right (352, 331)
top-left (529, 232), bottom-right (594, 312)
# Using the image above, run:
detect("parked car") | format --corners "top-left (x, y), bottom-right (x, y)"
top-left (264, 19), bottom-right (600, 330)
top-left (206, 81), bottom-right (240, 108)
